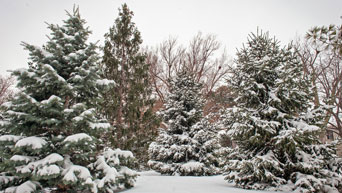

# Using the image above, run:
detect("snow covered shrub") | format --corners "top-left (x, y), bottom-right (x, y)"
top-left (148, 70), bottom-right (222, 176)
top-left (0, 7), bottom-right (137, 192)
top-left (89, 148), bottom-right (137, 192)
top-left (220, 30), bottom-right (342, 193)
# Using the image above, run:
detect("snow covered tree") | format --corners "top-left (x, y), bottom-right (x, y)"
top-left (148, 70), bottom-right (221, 176)
top-left (220, 30), bottom-right (342, 192)
top-left (101, 4), bottom-right (159, 164)
top-left (0, 7), bottom-right (137, 192)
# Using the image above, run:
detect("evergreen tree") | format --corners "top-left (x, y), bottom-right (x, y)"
top-left (221, 30), bottom-right (342, 192)
top-left (101, 4), bottom-right (159, 164)
top-left (0, 8), bottom-right (137, 192)
top-left (148, 70), bottom-right (221, 176)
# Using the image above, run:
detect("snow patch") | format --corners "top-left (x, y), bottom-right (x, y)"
top-left (2, 101), bottom-right (12, 108)
top-left (37, 165), bottom-right (61, 176)
top-left (0, 135), bottom-right (23, 143)
top-left (41, 95), bottom-right (61, 104)
top-left (63, 165), bottom-right (92, 182)
top-left (126, 172), bottom-right (278, 193)
top-left (291, 120), bottom-right (320, 132)
top-left (93, 156), bottom-right (119, 188)
top-left (72, 109), bottom-right (95, 122)
top-left (10, 155), bottom-right (36, 163)
top-left (63, 108), bottom-right (74, 113)
top-left (43, 64), bottom-right (66, 82)
top-left (97, 79), bottom-right (115, 86)
top-left (15, 136), bottom-right (47, 149)
top-left (181, 161), bottom-right (204, 172)
top-left (0, 176), bottom-right (18, 188)
top-left (14, 153), bottom-right (63, 176)
top-left (41, 153), bottom-right (64, 164)
top-left (112, 148), bottom-right (134, 159)
top-left (120, 166), bottom-right (136, 176)
top-left (6, 110), bottom-right (27, 117)
top-left (63, 133), bottom-right (92, 143)
top-left (90, 122), bottom-right (111, 129)
top-left (15, 180), bottom-right (41, 193)
top-left (33, 45), bottom-right (53, 58)
top-left (73, 75), bottom-right (82, 81)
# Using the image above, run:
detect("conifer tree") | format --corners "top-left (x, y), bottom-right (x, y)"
top-left (221, 30), bottom-right (342, 192)
top-left (0, 7), bottom-right (137, 192)
top-left (101, 4), bottom-right (159, 163)
top-left (148, 70), bottom-right (221, 176)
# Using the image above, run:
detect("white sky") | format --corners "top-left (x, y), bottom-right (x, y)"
top-left (1, 0), bottom-right (342, 76)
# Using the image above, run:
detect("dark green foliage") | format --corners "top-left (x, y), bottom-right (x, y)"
top-left (101, 4), bottom-right (159, 164)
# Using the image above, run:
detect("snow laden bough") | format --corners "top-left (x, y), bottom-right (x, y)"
top-left (0, 133), bottom-right (137, 193)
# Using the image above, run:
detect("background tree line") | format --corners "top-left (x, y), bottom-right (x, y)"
top-left (0, 3), bottom-right (341, 166)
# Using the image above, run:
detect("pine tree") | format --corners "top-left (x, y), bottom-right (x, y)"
top-left (101, 4), bottom-right (159, 164)
top-left (148, 70), bottom-right (221, 176)
top-left (221, 30), bottom-right (342, 192)
top-left (0, 7), bottom-right (137, 192)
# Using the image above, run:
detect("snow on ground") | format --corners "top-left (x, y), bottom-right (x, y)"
top-left (122, 171), bottom-right (283, 193)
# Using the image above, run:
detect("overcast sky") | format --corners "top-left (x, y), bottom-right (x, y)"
top-left (1, 0), bottom-right (342, 76)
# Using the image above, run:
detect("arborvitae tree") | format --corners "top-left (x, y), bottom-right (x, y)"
top-left (101, 4), bottom-right (159, 164)
top-left (148, 70), bottom-right (221, 176)
top-left (221, 30), bottom-right (342, 192)
top-left (0, 8), bottom-right (137, 192)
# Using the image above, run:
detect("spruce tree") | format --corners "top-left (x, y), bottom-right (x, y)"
top-left (101, 4), bottom-right (159, 164)
top-left (0, 8), bottom-right (137, 192)
top-left (221, 30), bottom-right (342, 192)
top-left (148, 70), bottom-right (221, 176)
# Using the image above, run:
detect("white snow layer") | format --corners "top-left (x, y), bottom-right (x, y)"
top-left (15, 153), bottom-right (63, 176)
top-left (0, 135), bottom-right (23, 143)
top-left (33, 45), bottom-right (53, 58)
top-left (125, 171), bottom-right (282, 193)
top-left (63, 165), bottom-right (92, 183)
top-left (43, 64), bottom-right (66, 82)
top-left (96, 79), bottom-right (115, 86)
top-left (72, 108), bottom-right (95, 122)
top-left (37, 165), bottom-right (61, 177)
top-left (41, 153), bottom-right (64, 164)
top-left (63, 133), bottom-right (92, 143)
top-left (112, 148), bottom-right (134, 159)
top-left (90, 122), bottom-right (111, 129)
top-left (291, 120), bottom-right (320, 132)
top-left (15, 136), bottom-right (47, 149)
top-left (93, 156), bottom-right (119, 188)
top-left (10, 155), bottom-right (35, 163)
top-left (13, 180), bottom-right (40, 193)
top-left (41, 95), bottom-right (61, 104)
top-left (181, 161), bottom-right (204, 172)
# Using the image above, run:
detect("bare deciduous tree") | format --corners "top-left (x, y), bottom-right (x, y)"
top-left (147, 32), bottom-right (232, 102)
top-left (296, 24), bottom-right (342, 138)
top-left (0, 75), bottom-right (14, 106)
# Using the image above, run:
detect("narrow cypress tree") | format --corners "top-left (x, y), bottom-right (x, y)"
top-left (0, 8), bottom-right (137, 192)
top-left (101, 4), bottom-right (159, 163)
top-left (221, 30), bottom-right (342, 192)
